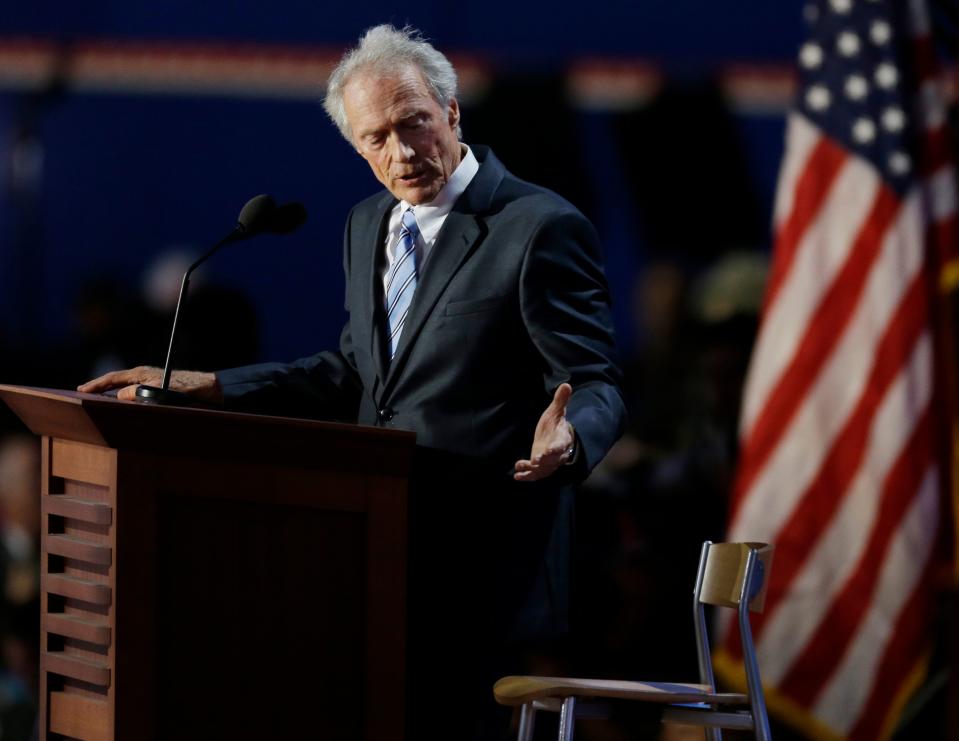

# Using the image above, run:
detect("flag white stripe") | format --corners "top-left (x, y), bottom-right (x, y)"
top-left (730, 191), bottom-right (924, 539)
top-left (755, 330), bottom-right (934, 683)
top-left (772, 113), bottom-right (823, 230)
top-left (740, 153), bottom-right (880, 439)
top-left (813, 464), bottom-right (940, 731)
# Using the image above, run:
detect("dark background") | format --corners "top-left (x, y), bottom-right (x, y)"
top-left (0, 0), bottom-right (804, 369)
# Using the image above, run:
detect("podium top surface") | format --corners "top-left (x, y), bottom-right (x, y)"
top-left (0, 385), bottom-right (414, 471)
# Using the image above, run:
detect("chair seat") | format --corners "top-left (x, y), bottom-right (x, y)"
top-left (493, 675), bottom-right (749, 707)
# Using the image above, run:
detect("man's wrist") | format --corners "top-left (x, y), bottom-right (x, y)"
top-left (564, 422), bottom-right (579, 466)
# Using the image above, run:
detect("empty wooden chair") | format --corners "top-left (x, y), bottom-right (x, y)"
top-left (494, 541), bottom-right (774, 741)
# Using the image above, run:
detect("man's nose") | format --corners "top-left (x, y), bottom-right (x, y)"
top-left (390, 134), bottom-right (416, 162)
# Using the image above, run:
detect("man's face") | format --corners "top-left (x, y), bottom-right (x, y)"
top-left (343, 65), bottom-right (462, 205)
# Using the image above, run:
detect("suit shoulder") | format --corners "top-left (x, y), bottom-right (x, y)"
top-left (493, 172), bottom-right (588, 224)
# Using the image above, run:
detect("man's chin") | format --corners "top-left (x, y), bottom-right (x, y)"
top-left (391, 179), bottom-right (441, 205)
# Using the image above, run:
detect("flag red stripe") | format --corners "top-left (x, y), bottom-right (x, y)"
top-left (731, 184), bottom-right (901, 519)
top-left (754, 272), bottom-right (929, 637)
top-left (847, 563), bottom-right (936, 741)
top-left (726, 270), bottom-right (929, 659)
top-left (779, 404), bottom-right (935, 704)
top-left (762, 137), bottom-right (847, 314)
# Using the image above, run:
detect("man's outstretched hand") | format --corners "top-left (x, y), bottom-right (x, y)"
top-left (78, 366), bottom-right (223, 403)
top-left (514, 383), bottom-right (575, 482)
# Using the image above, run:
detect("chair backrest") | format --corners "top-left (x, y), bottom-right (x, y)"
top-left (693, 541), bottom-right (775, 741)
top-left (698, 542), bottom-right (774, 613)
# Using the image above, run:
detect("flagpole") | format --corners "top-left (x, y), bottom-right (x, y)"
top-left (936, 259), bottom-right (959, 741)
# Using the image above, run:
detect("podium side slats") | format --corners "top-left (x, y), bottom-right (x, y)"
top-left (44, 651), bottom-right (111, 686)
top-left (42, 496), bottom-right (113, 525)
top-left (46, 574), bottom-right (112, 605)
top-left (46, 613), bottom-right (112, 645)
top-left (47, 534), bottom-right (113, 566)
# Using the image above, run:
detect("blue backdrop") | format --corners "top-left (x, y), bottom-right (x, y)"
top-left (0, 1), bottom-right (803, 375)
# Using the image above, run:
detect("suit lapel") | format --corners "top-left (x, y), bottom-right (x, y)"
top-left (381, 148), bottom-right (505, 396)
top-left (352, 193), bottom-right (395, 400)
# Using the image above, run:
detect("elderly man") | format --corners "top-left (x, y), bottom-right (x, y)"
top-left (81, 24), bottom-right (626, 740)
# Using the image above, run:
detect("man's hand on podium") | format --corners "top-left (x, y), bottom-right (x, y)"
top-left (78, 366), bottom-right (224, 403)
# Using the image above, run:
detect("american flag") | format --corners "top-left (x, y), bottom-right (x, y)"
top-left (715, 0), bottom-right (957, 739)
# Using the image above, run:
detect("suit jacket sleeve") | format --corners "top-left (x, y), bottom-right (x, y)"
top-left (214, 325), bottom-right (362, 421)
top-left (520, 209), bottom-right (627, 477)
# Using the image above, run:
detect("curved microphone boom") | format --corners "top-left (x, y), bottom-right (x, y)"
top-left (135, 194), bottom-right (308, 404)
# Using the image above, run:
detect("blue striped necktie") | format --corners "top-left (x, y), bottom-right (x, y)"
top-left (385, 207), bottom-right (420, 358)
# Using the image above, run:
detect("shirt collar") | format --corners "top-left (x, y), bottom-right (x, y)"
top-left (398, 145), bottom-right (479, 243)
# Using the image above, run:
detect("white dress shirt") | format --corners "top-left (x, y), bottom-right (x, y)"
top-left (380, 145), bottom-right (479, 294)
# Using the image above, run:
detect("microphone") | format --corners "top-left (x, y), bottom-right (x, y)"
top-left (135, 194), bottom-right (308, 404)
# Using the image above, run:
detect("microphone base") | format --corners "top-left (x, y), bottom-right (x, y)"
top-left (134, 385), bottom-right (199, 406)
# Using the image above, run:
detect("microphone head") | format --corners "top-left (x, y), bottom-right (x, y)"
top-left (268, 202), bottom-right (308, 235)
top-left (236, 194), bottom-right (277, 235)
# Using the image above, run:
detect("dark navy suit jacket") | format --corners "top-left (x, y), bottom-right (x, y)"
top-left (216, 146), bottom-right (626, 642)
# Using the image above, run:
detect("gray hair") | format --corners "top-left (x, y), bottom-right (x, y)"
top-left (323, 24), bottom-right (460, 144)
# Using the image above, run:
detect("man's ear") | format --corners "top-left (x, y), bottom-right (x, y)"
top-left (447, 98), bottom-right (460, 130)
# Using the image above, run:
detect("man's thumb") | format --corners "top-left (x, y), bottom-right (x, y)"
top-left (550, 383), bottom-right (572, 415)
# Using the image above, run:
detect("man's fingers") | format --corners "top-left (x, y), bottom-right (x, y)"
top-left (514, 450), bottom-right (566, 482)
top-left (116, 385), bottom-right (139, 401)
top-left (514, 466), bottom-right (548, 482)
top-left (518, 447), bottom-right (564, 470)
top-left (514, 465), bottom-right (538, 481)
top-left (77, 373), bottom-right (109, 392)
top-left (78, 370), bottom-right (135, 394)
top-left (78, 366), bottom-right (159, 395)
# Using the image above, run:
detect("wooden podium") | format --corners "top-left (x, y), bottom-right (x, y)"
top-left (0, 385), bottom-right (415, 741)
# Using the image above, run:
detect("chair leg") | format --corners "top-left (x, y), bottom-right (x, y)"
top-left (518, 703), bottom-right (536, 741)
top-left (558, 697), bottom-right (576, 741)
